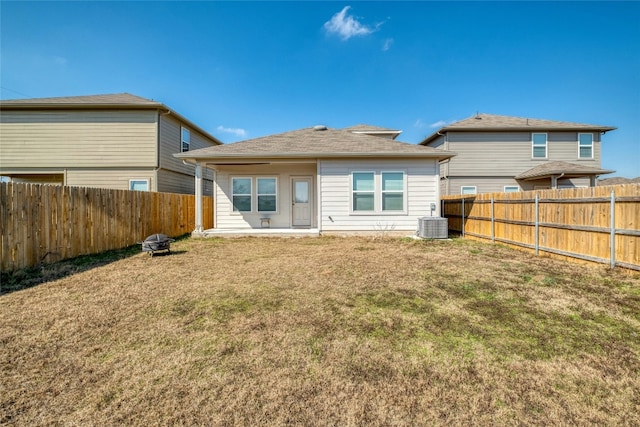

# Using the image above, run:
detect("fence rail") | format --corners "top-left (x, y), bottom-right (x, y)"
top-left (0, 182), bottom-right (213, 271)
top-left (442, 184), bottom-right (640, 271)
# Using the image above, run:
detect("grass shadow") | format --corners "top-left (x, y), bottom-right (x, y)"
top-left (1, 234), bottom-right (191, 295)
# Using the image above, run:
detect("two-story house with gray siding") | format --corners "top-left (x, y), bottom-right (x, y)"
top-left (0, 93), bottom-right (222, 194)
top-left (420, 113), bottom-right (615, 195)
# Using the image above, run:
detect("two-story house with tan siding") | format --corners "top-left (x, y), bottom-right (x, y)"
top-left (0, 93), bottom-right (222, 194)
top-left (420, 113), bottom-right (616, 195)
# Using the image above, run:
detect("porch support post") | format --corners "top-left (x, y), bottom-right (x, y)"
top-left (551, 175), bottom-right (558, 189)
top-left (194, 162), bottom-right (204, 235)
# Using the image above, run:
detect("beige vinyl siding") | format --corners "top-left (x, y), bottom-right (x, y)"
top-left (446, 131), bottom-right (602, 176)
top-left (65, 169), bottom-right (156, 190)
top-left (214, 163), bottom-right (317, 229)
top-left (319, 159), bottom-right (438, 232)
top-left (157, 168), bottom-right (214, 195)
top-left (158, 115), bottom-right (216, 181)
top-left (0, 110), bottom-right (158, 169)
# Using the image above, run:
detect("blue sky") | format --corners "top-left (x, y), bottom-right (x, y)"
top-left (1, 1), bottom-right (639, 178)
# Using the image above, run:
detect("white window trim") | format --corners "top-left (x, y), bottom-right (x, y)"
top-left (578, 133), bottom-right (594, 159)
top-left (350, 170), bottom-right (407, 215)
top-left (129, 179), bottom-right (150, 191)
top-left (231, 176), bottom-right (279, 214)
top-left (181, 127), bottom-right (191, 152)
top-left (532, 133), bottom-right (548, 159)
top-left (461, 186), bottom-right (477, 195)
top-left (504, 186), bottom-right (519, 193)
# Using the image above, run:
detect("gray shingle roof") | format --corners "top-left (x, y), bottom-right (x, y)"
top-left (175, 126), bottom-right (455, 160)
top-left (0, 93), bottom-right (161, 107)
top-left (515, 161), bottom-right (614, 180)
top-left (421, 113), bottom-right (616, 145)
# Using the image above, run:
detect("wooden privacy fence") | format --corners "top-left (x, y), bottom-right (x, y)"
top-left (0, 182), bottom-right (213, 271)
top-left (442, 184), bottom-right (640, 271)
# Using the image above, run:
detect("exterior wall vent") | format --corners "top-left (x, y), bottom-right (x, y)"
top-left (418, 217), bottom-right (448, 239)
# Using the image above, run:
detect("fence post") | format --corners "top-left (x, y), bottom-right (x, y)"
top-left (491, 197), bottom-right (495, 243)
top-left (610, 190), bottom-right (616, 269)
top-left (535, 193), bottom-right (539, 256)
top-left (461, 197), bottom-right (465, 237)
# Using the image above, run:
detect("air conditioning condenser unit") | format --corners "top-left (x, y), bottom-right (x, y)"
top-left (418, 217), bottom-right (448, 239)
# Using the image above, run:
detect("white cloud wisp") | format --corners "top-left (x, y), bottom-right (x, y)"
top-left (217, 125), bottom-right (247, 138)
top-left (324, 6), bottom-right (377, 41)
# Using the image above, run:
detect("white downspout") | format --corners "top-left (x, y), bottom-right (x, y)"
top-left (194, 162), bottom-right (204, 235)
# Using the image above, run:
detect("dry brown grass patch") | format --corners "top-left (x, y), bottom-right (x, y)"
top-left (1, 236), bottom-right (639, 425)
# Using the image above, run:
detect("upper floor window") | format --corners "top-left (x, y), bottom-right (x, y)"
top-left (504, 186), bottom-right (519, 193)
top-left (532, 133), bottom-right (547, 158)
top-left (181, 127), bottom-right (191, 152)
top-left (578, 133), bottom-right (593, 159)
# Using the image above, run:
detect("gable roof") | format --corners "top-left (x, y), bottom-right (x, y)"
top-left (175, 126), bottom-right (455, 162)
top-left (0, 93), bottom-right (222, 145)
top-left (515, 161), bottom-right (614, 181)
top-left (420, 113), bottom-right (616, 145)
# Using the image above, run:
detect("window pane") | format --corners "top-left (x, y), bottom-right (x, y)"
top-left (353, 172), bottom-right (374, 191)
top-left (257, 178), bottom-right (276, 194)
top-left (353, 193), bottom-right (374, 211)
top-left (382, 193), bottom-right (403, 211)
top-left (579, 134), bottom-right (593, 146)
top-left (130, 180), bottom-right (148, 191)
top-left (533, 134), bottom-right (546, 145)
top-left (232, 178), bottom-right (251, 195)
top-left (532, 145), bottom-right (546, 158)
top-left (461, 186), bottom-right (476, 195)
top-left (579, 146), bottom-right (592, 158)
top-left (233, 195), bottom-right (251, 212)
top-left (382, 172), bottom-right (403, 191)
top-left (504, 186), bottom-right (519, 193)
top-left (258, 195), bottom-right (276, 212)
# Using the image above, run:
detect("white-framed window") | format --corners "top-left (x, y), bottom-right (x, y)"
top-left (351, 171), bottom-right (406, 214)
top-left (232, 177), bottom-right (252, 212)
top-left (181, 127), bottom-right (191, 152)
top-left (129, 179), bottom-right (149, 191)
top-left (504, 186), bottom-right (520, 193)
top-left (461, 186), bottom-right (477, 195)
top-left (578, 133), bottom-right (593, 159)
top-left (231, 176), bottom-right (278, 213)
top-left (257, 177), bottom-right (277, 212)
top-left (532, 133), bottom-right (547, 159)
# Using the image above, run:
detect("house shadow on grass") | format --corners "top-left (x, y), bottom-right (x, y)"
top-left (0, 234), bottom-right (190, 296)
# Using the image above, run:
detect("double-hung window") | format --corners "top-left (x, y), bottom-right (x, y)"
top-left (257, 178), bottom-right (277, 212)
top-left (352, 171), bottom-right (405, 213)
top-left (532, 133), bottom-right (547, 158)
top-left (181, 127), bottom-right (191, 152)
top-left (352, 172), bottom-right (375, 211)
top-left (231, 177), bottom-right (277, 213)
top-left (578, 133), bottom-right (593, 159)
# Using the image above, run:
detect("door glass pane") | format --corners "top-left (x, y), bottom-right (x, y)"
top-left (295, 181), bottom-right (308, 203)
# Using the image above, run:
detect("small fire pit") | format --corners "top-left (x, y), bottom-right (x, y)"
top-left (140, 233), bottom-right (175, 256)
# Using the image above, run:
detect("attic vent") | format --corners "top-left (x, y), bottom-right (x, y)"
top-left (313, 125), bottom-right (327, 131)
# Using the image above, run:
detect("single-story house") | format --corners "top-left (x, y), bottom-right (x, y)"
top-left (175, 125), bottom-right (455, 235)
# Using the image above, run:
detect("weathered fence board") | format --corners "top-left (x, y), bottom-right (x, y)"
top-left (442, 184), bottom-right (640, 270)
top-left (0, 182), bottom-right (213, 271)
